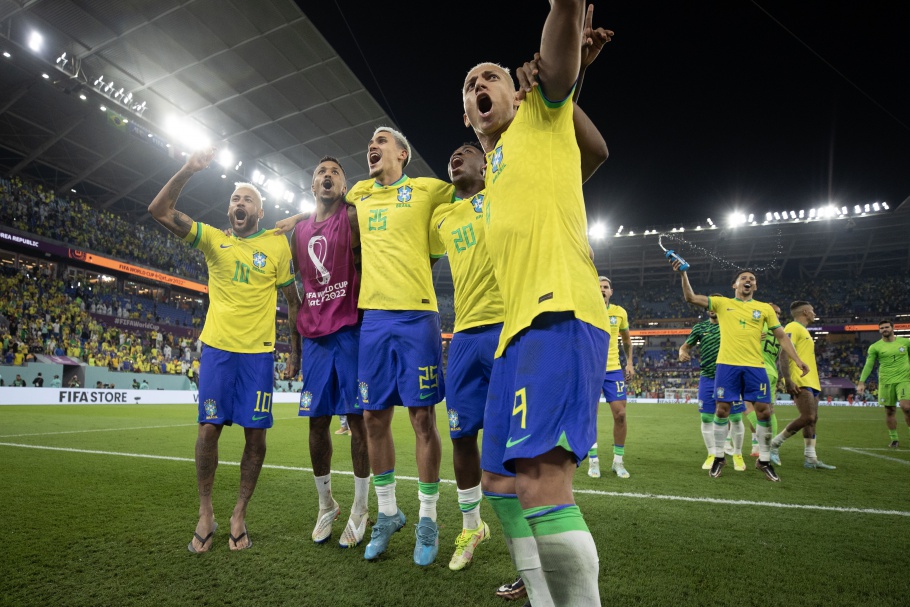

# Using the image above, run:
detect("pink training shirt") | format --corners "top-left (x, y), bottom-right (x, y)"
top-left (293, 204), bottom-right (360, 338)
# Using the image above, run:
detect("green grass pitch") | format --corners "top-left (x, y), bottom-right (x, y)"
top-left (1, 402), bottom-right (908, 606)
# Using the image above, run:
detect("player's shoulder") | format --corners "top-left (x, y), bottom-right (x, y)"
top-left (346, 179), bottom-right (374, 201)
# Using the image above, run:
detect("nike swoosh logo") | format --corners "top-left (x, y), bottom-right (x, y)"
top-left (360, 194), bottom-right (372, 201)
top-left (506, 435), bottom-right (531, 448)
top-left (726, 308), bottom-right (734, 311)
top-left (419, 392), bottom-right (434, 400)
top-left (436, 218), bottom-right (446, 229)
top-left (220, 244), bottom-right (233, 249)
top-left (251, 414), bottom-right (269, 421)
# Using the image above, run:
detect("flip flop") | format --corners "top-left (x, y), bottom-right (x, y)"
top-left (229, 526), bottom-right (252, 551)
top-left (187, 522), bottom-right (218, 553)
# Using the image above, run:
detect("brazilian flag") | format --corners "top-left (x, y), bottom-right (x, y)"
top-left (106, 109), bottom-right (127, 132)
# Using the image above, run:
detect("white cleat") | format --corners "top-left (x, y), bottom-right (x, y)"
top-left (312, 500), bottom-right (340, 544)
top-left (339, 511), bottom-right (369, 548)
top-left (612, 461), bottom-right (630, 479)
top-left (587, 457), bottom-right (601, 478)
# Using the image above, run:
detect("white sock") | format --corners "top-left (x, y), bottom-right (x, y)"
top-left (535, 530), bottom-right (601, 607)
top-left (613, 453), bottom-right (623, 464)
top-left (701, 422), bottom-right (715, 453)
top-left (772, 427), bottom-right (798, 448)
top-left (457, 484), bottom-right (482, 530)
top-left (314, 473), bottom-right (334, 510)
top-left (756, 424), bottom-right (771, 460)
top-left (713, 420), bottom-right (729, 457)
top-left (375, 481), bottom-right (397, 516)
top-left (804, 436), bottom-right (817, 461)
top-left (506, 536), bottom-right (555, 607)
top-left (732, 419), bottom-right (745, 454)
top-left (418, 487), bottom-right (439, 522)
top-left (352, 475), bottom-right (370, 516)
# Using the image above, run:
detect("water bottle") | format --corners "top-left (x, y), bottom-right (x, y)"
top-left (665, 249), bottom-right (690, 271)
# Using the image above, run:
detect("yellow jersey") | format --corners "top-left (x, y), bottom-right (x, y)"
top-left (185, 222), bottom-right (294, 353)
top-left (483, 87), bottom-right (608, 356)
top-left (605, 303), bottom-right (630, 371)
top-left (784, 321), bottom-right (820, 390)
top-left (346, 176), bottom-right (454, 311)
top-left (708, 295), bottom-right (780, 368)
top-left (429, 192), bottom-right (504, 332)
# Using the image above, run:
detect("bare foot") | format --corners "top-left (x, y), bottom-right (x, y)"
top-left (228, 515), bottom-right (252, 551)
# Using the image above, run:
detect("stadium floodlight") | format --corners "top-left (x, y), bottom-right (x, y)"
top-left (853, 205), bottom-right (861, 214)
top-left (300, 195), bottom-right (316, 215)
top-left (873, 202), bottom-right (880, 211)
top-left (864, 203), bottom-right (870, 213)
top-left (252, 170), bottom-right (264, 185)
top-left (41, 73), bottom-right (49, 79)
top-left (99, 104), bottom-right (106, 111)
top-left (727, 212), bottom-right (746, 227)
top-left (617, 225), bottom-right (624, 235)
top-left (284, 191), bottom-right (295, 204)
top-left (2, 51), bottom-right (10, 58)
top-left (706, 217), bottom-right (714, 226)
top-left (628, 230), bottom-right (635, 236)
top-left (28, 31), bottom-right (42, 52)
top-left (765, 212), bottom-right (773, 221)
top-left (798, 210), bottom-right (804, 218)
top-left (55, 52), bottom-right (68, 68)
top-left (747, 213), bottom-right (754, 223)
top-left (588, 221), bottom-right (607, 240)
top-left (234, 161), bottom-right (243, 171)
top-left (217, 149), bottom-right (233, 169)
top-left (274, 203), bottom-right (280, 209)
top-left (882, 202), bottom-right (889, 210)
top-left (94, 75), bottom-right (104, 86)
top-left (78, 93), bottom-right (86, 100)
top-left (695, 225), bottom-right (702, 231)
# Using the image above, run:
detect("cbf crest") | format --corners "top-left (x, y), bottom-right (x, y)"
top-left (299, 391), bottom-right (313, 412)
top-left (203, 399), bottom-right (218, 420)
top-left (359, 381), bottom-right (369, 404)
top-left (447, 408), bottom-right (461, 432)
top-left (253, 251), bottom-right (267, 270)
top-left (752, 310), bottom-right (761, 320)
top-left (716, 387), bottom-right (725, 399)
top-left (491, 146), bottom-right (504, 173)
top-left (471, 194), bottom-right (485, 214)
top-left (397, 185), bottom-right (412, 203)
top-left (610, 316), bottom-right (618, 326)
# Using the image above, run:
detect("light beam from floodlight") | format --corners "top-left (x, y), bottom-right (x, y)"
top-left (588, 222), bottom-right (607, 240)
top-left (28, 32), bottom-right (42, 52)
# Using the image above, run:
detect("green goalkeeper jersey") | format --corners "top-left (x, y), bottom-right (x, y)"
top-left (859, 337), bottom-right (910, 384)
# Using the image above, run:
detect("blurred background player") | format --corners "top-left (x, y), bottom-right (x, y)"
top-left (672, 263), bottom-right (808, 482)
top-left (346, 127), bottom-right (453, 565)
top-left (290, 156), bottom-right (371, 548)
top-left (429, 142), bottom-right (496, 572)
top-left (771, 301), bottom-right (835, 469)
top-left (679, 294), bottom-right (744, 471)
top-left (856, 320), bottom-right (910, 447)
top-left (588, 276), bottom-right (635, 479)
top-left (149, 147), bottom-right (299, 553)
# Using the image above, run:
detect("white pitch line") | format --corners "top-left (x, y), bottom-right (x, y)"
top-left (1, 442), bottom-right (908, 518)
top-left (839, 447), bottom-right (910, 466)
top-left (0, 416), bottom-right (301, 438)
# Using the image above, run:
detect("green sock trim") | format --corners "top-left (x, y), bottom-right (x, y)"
top-left (746, 410), bottom-right (758, 428)
top-left (771, 413), bottom-right (778, 436)
top-left (459, 500), bottom-right (481, 513)
top-left (523, 505), bottom-right (590, 535)
top-left (701, 413), bottom-right (714, 423)
top-left (373, 470), bottom-right (395, 487)
top-left (485, 494), bottom-right (533, 539)
top-left (729, 413), bottom-right (743, 422)
top-left (588, 447), bottom-right (598, 458)
top-left (613, 445), bottom-right (624, 456)
top-left (757, 419), bottom-right (771, 427)
top-left (418, 480), bottom-right (439, 496)
top-left (889, 430), bottom-right (899, 440)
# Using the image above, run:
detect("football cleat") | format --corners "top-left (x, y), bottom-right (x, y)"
top-left (587, 457), bottom-right (601, 478)
top-left (756, 460), bottom-right (780, 482)
top-left (612, 461), bottom-right (630, 479)
top-left (339, 512), bottom-right (369, 548)
top-left (804, 460), bottom-right (836, 470)
top-left (732, 454), bottom-right (746, 471)
top-left (312, 500), bottom-right (340, 544)
top-left (496, 577), bottom-right (527, 601)
top-left (364, 509), bottom-right (405, 560)
top-left (702, 454), bottom-right (715, 470)
top-left (769, 446), bottom-right (782, 466)
top-left (413, 517), bottom-right (439, 566)
top-left (709, 456), bottom-right (726, 478)
top-left (448, 521), bottom-right (490, 571)
top-left (888, 440), bottom-right (899, 449)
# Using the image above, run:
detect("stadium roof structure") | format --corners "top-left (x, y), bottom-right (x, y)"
top-left (0, 0), bottom-right (436, 226)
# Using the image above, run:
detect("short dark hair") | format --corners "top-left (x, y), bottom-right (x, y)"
top-left (732, 269), bottom-right (755, 283)
top-left (463, 141), bottom-right (483, 153)
top-left (879, 319), bottom-right (893, 327)
top-left (709, 292), bottom-right (723, 298)
top-left (790, 300), bottom-right (811, 312)
top-left (318, 155), bottom-right (345, 175)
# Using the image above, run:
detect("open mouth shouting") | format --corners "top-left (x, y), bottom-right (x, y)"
top-left (476, 92), bottom-right (493, 117)
top-left (368, 150), bottom-right (382, 171)
top-left (233, 208), bottom-right (247, 222)
top-left (449, 155), bottom-right (465, 172)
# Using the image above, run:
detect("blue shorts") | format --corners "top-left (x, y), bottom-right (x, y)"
top-left (197, 345), bottom-right (275, 428)
top-left (602, 369), bottom-right (627, 402)
top-left (481, 312), bottom-right (608, 476)
top-left (698, 375), bottom-right (746, 414)
top-left (714, 363), bottom-right (771, 404)
top-left (446, 323), bottom-right (501, 439)
top-left (357, 310), bottom-right (445, 410)
top-left (299, 324), bottom-right (362, 418)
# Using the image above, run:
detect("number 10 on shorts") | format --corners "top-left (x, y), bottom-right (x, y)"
top-left (512, 387), bottom-right (527, 429)
top-left (254, 390), bottom-right (272, 413)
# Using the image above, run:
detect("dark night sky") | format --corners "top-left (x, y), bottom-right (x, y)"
top-left (298, 1), bottom-right (910, 231)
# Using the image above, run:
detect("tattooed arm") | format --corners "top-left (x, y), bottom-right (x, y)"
top-left (148, 147), bottom-right (215, 238)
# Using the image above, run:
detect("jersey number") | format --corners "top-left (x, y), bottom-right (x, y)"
top-left (369, 209), bottom-right (388, 231)
top-left (418, 365), bottom-right (438, 390)
top-left (233, 261), bottom-right (250, 284)
top-left (512, 387), bottom-right (527, 429)
top-left (452, 224), bottom-right (477, 253)
top-left (253, 391), bottom-right (272, 412)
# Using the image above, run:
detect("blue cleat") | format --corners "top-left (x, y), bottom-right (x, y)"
top-left (364, 509), bottom-right (405, 560)
top-left (413, 517), bottom-right (439, 566)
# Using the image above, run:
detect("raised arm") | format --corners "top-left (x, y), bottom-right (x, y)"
top-left (275, 212), bottom-right (312, 236)
top-left (538, 0), bottom-right (586, 102)
top-left (575, 4), bottom-right (614, 102)
top-left (673, 265), bottom-right (709, 308)
top-left (148, 148), bottom-right (215, 238)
